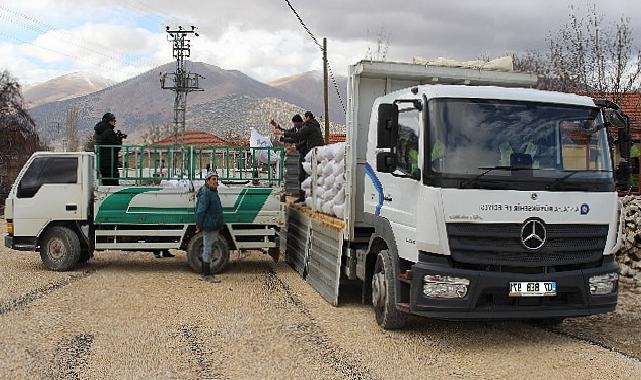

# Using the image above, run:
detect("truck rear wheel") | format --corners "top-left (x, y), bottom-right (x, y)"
top-left (372, 249), bottom-right (407, 329)
top-left (40, 226), bottom-right (81, 271)
top-left (186, 232), bottom-right (230, 274)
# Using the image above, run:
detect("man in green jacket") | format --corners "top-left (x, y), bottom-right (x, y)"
top-left (195, 172), bottom-right (224, 283)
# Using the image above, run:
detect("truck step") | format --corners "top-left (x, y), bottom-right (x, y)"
top-left (397, 303), bottom-right (411, 312)
top-left (95, 229), bottom-right (184, 237)
top-left (231, 229), bottom-right (276, 236)
top-left (235, 242), bottom-right (277, 249)
top-left (95, 243), bottom-right (178, 250)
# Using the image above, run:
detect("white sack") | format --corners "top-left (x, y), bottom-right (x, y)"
top-left (250, 128), bottom-right (279, 164)
top-left (332, 204), bottom-right (345, 219)
top-left (302, 162), bottom-right (312, 175)
top-left (301, 177), bottom-right (311, 190)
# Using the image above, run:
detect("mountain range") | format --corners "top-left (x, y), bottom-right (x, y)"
top-left (26, 62), bottom-right (347, 146)
top-left (23, 72), bottom-right (114, 108)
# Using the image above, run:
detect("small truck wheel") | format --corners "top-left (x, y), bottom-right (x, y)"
top-left (40, 226), bottom-right (81, 271)
top-left (186, 231), bottom-right (230, 274)
top-left (372, 249), bottom-right (407, 329)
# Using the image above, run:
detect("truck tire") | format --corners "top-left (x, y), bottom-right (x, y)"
top-left (39, 226), bottom-right (81, 271)
top-left (372, 249), bottom-right (407, 329)
top-left (186, 232), bottom-right (230, 274)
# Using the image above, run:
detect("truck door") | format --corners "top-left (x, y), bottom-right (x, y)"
top-left (12, 155), bottom-right (84, 237)
top-left (379, 106), bottom-right (421, 259)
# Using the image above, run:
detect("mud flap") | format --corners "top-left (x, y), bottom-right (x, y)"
top-left (285, 206), bottom-right (344, 306)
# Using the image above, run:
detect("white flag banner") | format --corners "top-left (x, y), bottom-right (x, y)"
top-left (250, 128), bottom-right (280, 164)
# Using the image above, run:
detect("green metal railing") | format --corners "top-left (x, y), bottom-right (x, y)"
top-left (95, 144), bottom-right (286, 186)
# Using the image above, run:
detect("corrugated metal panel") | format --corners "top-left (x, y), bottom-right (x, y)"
top-left (285, 207), bottom-right (310, 275)
top-left (306, 218), bottom-right (344, 306)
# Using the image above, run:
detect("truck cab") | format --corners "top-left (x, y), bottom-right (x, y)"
top-left (5, 153), bottom-right (93, 258)
top-left (368, 85), bottom-right (622, 322)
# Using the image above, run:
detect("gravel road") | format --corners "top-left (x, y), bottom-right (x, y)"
top-left (1, 231), bottom-right (640, 379)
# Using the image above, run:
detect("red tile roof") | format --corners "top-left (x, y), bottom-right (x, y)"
top-left (154, 131), bottom-right (248, 146)
top-left (328, 133), bottom-right (346, 144)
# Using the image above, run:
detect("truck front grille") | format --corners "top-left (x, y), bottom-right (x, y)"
top-left (446, 223), bottom-right (609, 267)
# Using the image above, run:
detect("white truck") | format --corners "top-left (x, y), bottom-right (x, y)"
top-left (282, 60), bottom-right (627, 328)
top-left (4, 145), bottom-right (285, 273)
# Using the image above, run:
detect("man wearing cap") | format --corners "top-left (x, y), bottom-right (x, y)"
top-left (270, 114), bottom-right (304, 137)
top-left (94, 113), bottom-right (123, 186)
top-left (195, 172), bottom-right (224, 283)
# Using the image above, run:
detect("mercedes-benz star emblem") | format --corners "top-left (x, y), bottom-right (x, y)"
top-left (531, 193), bottom-right (538, 200)
top-left (520, 218), bottom-right (546, 250)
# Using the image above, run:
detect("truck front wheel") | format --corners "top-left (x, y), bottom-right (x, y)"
top-left (186, 232), bottom-right (230, 274)
top-left (39, 226), bottom-right (81, 271)
top-left (372, 249), bottom-right (407, 329)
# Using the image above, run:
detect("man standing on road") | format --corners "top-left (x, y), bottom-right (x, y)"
top-left (195, 172), bottom-right (224, 283)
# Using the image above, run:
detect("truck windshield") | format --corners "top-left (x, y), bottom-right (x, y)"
top-left (428, 98), bottom-right (613, 188)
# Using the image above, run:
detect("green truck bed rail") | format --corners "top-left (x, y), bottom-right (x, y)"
top-left (95, 144), bottom-right (286, 186)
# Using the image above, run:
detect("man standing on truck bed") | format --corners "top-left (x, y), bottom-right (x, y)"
top-left (195, 172), bottom-right (224, 283)
top-left (94, 113), bottom-right (123, 186)
top-left (276, 110), bottom-right (325, 200)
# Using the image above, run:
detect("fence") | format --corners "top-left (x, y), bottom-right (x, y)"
top-left (95, 144), bottom-right (286, 186)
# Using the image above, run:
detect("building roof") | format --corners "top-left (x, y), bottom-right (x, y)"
top-left (328, 133), bottom-right (346, 144)
top-left (154, 131), bottom-right (248, 146)
top-left (589, 92), bottom-right (641, 140)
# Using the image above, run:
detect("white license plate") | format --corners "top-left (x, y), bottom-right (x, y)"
top-left (509, 282), bottom-right (557, 297)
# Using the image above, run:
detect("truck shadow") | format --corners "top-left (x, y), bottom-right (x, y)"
top-left (83, 251), bottom-right (277, 275)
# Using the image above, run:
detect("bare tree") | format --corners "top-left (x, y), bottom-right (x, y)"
top-left (0, 70), bottom-right (44, 211)
top-left (64, 105), bottom-right (80, 151)
top-left (365, 28), bottom-right (391, 61)
top-left (515, 4), bottom-right (641, 102)
top-left (139, 121), bottom-right (173, 145)
top-left (82, 135), bottom-right (95, 152)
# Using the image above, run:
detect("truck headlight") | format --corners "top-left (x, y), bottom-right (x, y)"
top-left (423, 274), bottom-right (470, 299)
top-left (589, 273), bottom-right (618, 295)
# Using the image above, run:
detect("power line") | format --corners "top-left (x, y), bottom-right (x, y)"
top-left (0, 6), bottom-right (123, 67)
top-left (282, 0), bottom-right (345, 113)
top-left (0, 5), bottom-right (160, 71)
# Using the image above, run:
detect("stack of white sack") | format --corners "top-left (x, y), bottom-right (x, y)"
top-left (301, 142), bottom-right (346, 218)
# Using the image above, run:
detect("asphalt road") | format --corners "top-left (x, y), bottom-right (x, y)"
top-left (1, 240), bottom-right (640, 379)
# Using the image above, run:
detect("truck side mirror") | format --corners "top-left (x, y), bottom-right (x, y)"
top-left (377, 103), bottom-right (398, 148)
top-left (606, 109), bottom-right (631, 190)
top-left (376, 152), bottom-right (397, 173)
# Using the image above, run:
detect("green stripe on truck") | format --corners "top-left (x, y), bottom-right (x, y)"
top-left (94, 187), bottom-right (272, 225)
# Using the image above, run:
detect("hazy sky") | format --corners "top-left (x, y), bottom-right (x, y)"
top-left (1, 0), bottom-right (640, 85)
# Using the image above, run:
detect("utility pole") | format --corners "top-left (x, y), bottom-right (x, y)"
top-left (160, 25), bottom-right (204, 145)
top-left (322, 37), bottom-right (330, 144)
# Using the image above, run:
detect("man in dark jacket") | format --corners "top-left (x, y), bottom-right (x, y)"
top-left (280, 111), bottom-right (325, 156)
top-left (94, 113), bottom-right (123, 186)
top-left (270, 114), bottom-right (304, 135)
top-left (195, 172), bottom-right (224, 283)
top-left (276, 111), bottom-right (325, 200)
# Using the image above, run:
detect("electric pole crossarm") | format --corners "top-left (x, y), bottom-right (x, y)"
top-left (160, 25), bottom-right (203, 146)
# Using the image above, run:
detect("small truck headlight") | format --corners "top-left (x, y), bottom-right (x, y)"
top-left (589, 273), bottom-right (618, 295)
top-left (423, 274), bottom-right (470, 299)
